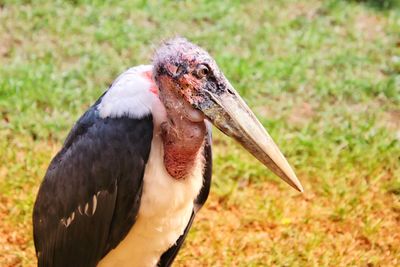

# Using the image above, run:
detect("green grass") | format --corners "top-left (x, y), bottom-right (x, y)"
top-left (1, 0), bottom-right (399, 266)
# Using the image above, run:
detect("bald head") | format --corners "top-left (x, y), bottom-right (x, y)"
top-left (153, 37), bottom-right (216, 80)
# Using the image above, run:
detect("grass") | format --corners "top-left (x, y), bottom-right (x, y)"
top-left (0, 0), bottom-right (399, 266)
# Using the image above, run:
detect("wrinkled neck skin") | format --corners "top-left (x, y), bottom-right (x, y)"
top-left (158, 76), bottom-right (206, 180)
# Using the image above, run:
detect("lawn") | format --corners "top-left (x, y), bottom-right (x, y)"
top-left (0, 0), bottom-right (399, 266)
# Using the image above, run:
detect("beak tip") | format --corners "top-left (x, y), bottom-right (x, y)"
top-left (282, 169), bottom-right (303, 193)
top-left (293, 179), bottom-right (304, 193)
top-left (296, 184), bottom-right (304, 193)
top-left (289, 178), bottom-right (304, 193)
top-left (278, 165), bottom-right (304, 193)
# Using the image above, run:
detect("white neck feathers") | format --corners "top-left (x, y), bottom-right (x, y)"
top-left (97, 65), bottom-right (155, 119)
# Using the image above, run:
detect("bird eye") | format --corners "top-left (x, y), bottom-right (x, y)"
top-left (195, 64), bottom-right (210, 78)
top-left (176, 65), bottom-right (185, 76)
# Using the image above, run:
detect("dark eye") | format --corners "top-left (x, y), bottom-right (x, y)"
top-left (176, 65), bottom-right (185, 76)
top-left (195, 64), bottom-right (210, 78)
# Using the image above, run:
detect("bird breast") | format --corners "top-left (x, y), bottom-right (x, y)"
top-left (98, 119), bottom-right (205, 267)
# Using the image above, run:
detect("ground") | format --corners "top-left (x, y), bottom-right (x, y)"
top-left (0, 0), bottom-right (399, 266)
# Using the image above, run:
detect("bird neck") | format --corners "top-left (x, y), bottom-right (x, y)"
top-left (157, 80), bottom-right (206, 180)
top-left (161, 116), bottom-right (206, 180)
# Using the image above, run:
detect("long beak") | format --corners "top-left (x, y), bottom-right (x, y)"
top-left (200, 81), bottom-right (303, 192)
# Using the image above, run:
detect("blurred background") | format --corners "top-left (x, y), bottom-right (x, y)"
top-left (0, 0), bottom-right (399, 266)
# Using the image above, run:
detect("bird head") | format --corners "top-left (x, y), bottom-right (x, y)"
top-left (154, 37), bottom-right (303, 192)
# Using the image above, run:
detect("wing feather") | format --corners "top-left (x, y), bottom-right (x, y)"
top-left (33, 107), bottom-right (153, 267)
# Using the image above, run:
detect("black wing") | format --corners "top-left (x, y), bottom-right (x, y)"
top-left (33, 106), bottom-right (153, 267)
top-left (157, 123), bottom-right (212, 267)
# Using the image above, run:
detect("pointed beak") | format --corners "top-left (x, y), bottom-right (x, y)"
top-left (199, 80), bottom-right (303, 192)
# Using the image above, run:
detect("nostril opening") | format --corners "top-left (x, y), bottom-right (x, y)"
top-left (227, 88), bottom-right (235, 95)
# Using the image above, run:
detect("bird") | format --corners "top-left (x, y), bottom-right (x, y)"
top-left (33, 37), bottom-right (303, 267)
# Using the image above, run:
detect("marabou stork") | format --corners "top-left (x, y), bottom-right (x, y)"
top-left (33, 37), bottom-right (303, 267)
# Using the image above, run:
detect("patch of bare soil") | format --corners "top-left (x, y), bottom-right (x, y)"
top-left (176, 181), bottom-right (400, 266)
top-left (355, 13), bottom-right (386, 41)
top-left (288, 102), bottom-right (315, 126)
top-left (385, 109), bottom-right (400, 130)
top-left (0, 197), bottom-right (35, 267)
top-left (285, 1), bottom-right (323, 20)
top-left (0, 33), bottom-right (13, 59)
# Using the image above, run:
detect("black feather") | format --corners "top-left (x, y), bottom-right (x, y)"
top-left (33, 104), bottom-right (153, 267)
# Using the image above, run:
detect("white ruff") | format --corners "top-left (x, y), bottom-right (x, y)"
top-left (98, 68), bottom-right (205, 267)
top-left (97, 65), bottom-right (155, 119)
